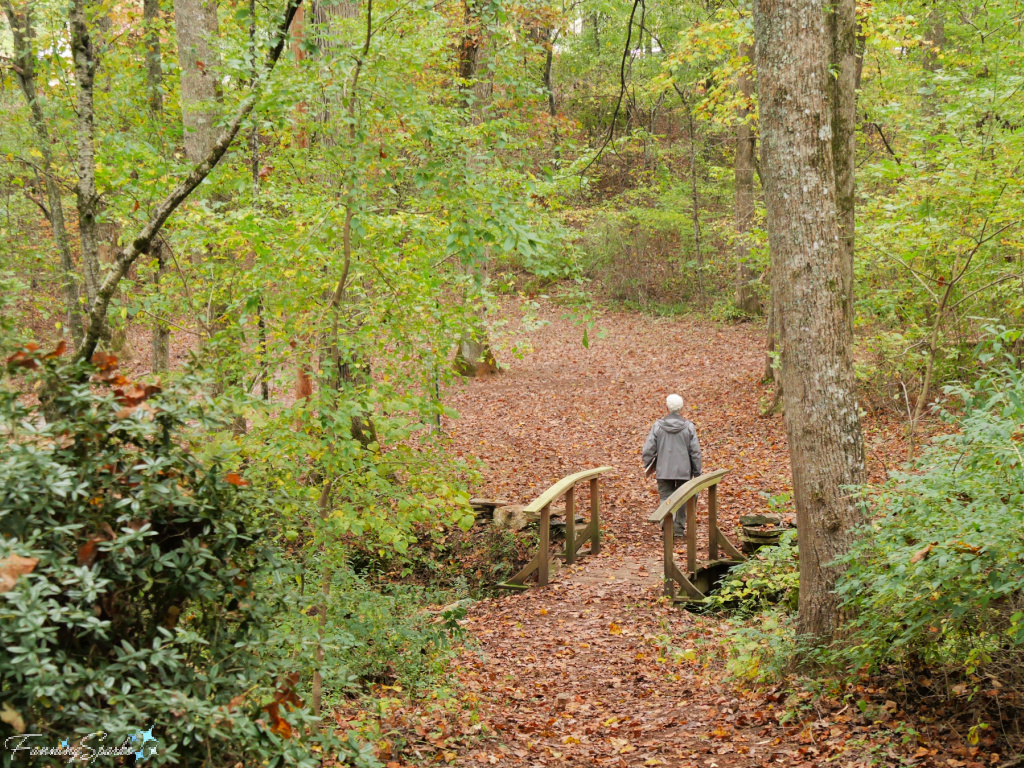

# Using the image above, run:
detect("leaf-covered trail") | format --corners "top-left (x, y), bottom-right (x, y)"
top-left (437, 305), bottom-right (925, 767)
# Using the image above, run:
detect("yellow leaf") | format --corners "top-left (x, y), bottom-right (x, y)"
top-left (609, 622), bottom-right (622, 635)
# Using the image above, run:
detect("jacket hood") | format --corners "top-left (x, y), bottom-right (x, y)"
top-left (661, 413), bottom-right (688, 433)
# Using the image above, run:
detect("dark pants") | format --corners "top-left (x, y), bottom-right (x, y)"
top-left (657, 478), bottom-right (689, 535)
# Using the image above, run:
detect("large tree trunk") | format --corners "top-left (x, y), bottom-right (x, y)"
top-left (2, 1), bottom-right (83, 346)
top-left (174, 0), bottom-right (222, 163)
top-left (827, 0), bottom-right (857, 339)
top-left (150, 240), bottom-right (171, 372)
top-left (733, 41), bottom-right (761, 316)
top-left (144, 0), bottom-right (170, 372)
top-left (752, 0), bottom-right (866, 641)
top-left (144, 0), bottom-right (164, 113)
top-left (453, 2), bottom-right (498, 376)
top-left (70, 0), bottom-right (102, 309)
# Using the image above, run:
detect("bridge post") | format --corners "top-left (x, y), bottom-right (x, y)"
top-left (686, 497), bottom-right (697, 575)
top-left (589, 477), bottom-right (601, 556)
top-left (538, 503), bottom-right (551, 586)
top-left (662, 516), bottom-right (675, 599)
top-left (565, 486), bottom-right (576, 564)
top-left (708, 485), bottom-right (719, 560)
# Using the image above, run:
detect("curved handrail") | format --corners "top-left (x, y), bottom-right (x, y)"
top-left (648, 469), bottom-right (729, 523)
top-left (497, 466), bottom-right (615, 590)
top-left (524, 466), bottom-right (615, 513)
top-left (649, 468), bottom-right (746, 602)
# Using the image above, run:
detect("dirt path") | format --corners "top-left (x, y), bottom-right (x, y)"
top-left (438, 303), bottom-right (931, 768)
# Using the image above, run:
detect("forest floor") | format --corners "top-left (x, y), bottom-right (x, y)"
top-left (371, 302), bottom-right (998, 768)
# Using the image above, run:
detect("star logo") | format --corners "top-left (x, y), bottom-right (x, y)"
top-left (132, 726), bottom-right (158, 763)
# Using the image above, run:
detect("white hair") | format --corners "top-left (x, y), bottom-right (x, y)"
top-left (666, 394), bottom-right (684, 413)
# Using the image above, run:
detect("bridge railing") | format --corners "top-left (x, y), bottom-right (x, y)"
top-left (647, 468), bottom-right (746, 601)
top-left (497, 466), bottom-right (614, 590)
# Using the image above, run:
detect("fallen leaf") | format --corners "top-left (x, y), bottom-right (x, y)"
top-left (77, 537), bottom-right (104, 567)
top-left (0, 554), bottom-right (39, 593)
top-left (0, 703), bottom-right (25, 734)
top-left (910, 542), bottom-right (936, 564)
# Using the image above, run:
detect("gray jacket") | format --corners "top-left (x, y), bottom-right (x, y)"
top-left (641, 413), bottom-right (702, 481)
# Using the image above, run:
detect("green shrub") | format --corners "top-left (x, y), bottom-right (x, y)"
top-left (0, 352), bottom-right (376, 767)
top-left (722, 610), bottom-right (799, 685)
top-left (705, 530), bottom-right (799, 617)
top-left (833, 330), bottom-right (1024, 693)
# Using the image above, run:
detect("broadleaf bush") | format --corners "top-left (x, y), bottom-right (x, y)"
top-left (833, 330), bottom-right (1024, 693)
top-left (0, 355), bottom-right (377, 767)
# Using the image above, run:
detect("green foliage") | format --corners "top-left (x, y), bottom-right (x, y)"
top-left (722, 611), bottom-right (798, 685)
top-left (706, 530), bottom-right (799, 617)
top-left (833, 331), bottom-right (1024, 691)
top-left (0, 358), bottom-right (374, 766)
top-left (271, 570), bottom-right (468, 701)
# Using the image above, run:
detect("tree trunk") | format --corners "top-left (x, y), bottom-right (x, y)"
top-left (70, 0), bottom-right (103, 309)
top-left (457, 0), bottom-right (493, 108)
top-left (827, 0), bottom-right (857, 339)
top-left (144, 0), bottom-right (170, 372)
top-left (921, 2), bottom-right (944, 158)
top-left (543, 28), bottom-right (556, 118)
top-left (733, 41), bottom-right (761, 316)
top-left (174, 0), bottom-right (222, 163)
top-left (151, 241), bottom-right (171, 372)
top-left (764, 286), bottom-right (776, 382)
top-left (453, 3), bottom-right (498, 375)
top-left (143, 0), bottom-right (164, 113)
top-left (753, 0), bottom-right (866, 641)
top-left (2, 1), bottom-right (83, 346)
top-left (685, 106), bottom-right (705, 304)
top-left (454, 331), bottom-right (498, 377)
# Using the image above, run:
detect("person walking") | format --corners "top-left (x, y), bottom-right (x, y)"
top-left (642, 394), bottom-right (702, 535)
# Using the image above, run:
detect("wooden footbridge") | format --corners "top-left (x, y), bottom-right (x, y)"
top-left (493, 466), bottom-right (746, 601)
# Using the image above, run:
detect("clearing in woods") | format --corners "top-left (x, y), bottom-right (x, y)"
top-left (437, 304), bottom-right (939, 768)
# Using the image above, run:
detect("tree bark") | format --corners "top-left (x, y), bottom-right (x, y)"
top-left (685, 106), bottom-right (705, 303)
top-left (734, 41), bottom-right (761, 316)
top-left (753, 0), bottom-right (866, 641)
top-left (543, 28), bottom-right (557, 118)
top-left (826, 0), bottom-right (857, 339)
top-left (143, 0), bottom-right (170, 372)
top-left (69, 0), bottom-right (103, 308)
top-left (2, 1), bottom-right (83, 346)
top-left (143, 0), bottom-right (164, 113)
top-left (457, 0), bottom-right (482, 108)
top-left (151, 241), bottom-right (171, 372)
top-left (921, 2), bottom-right (944, 158)
top-left (174, 0), bottom-right (222, 163)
